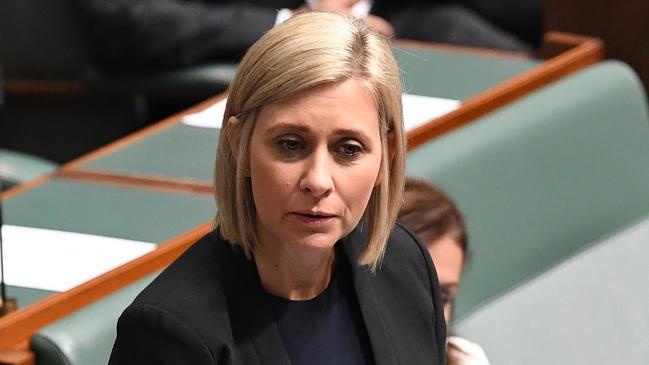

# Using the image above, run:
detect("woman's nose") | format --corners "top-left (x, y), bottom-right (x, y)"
top-left (299, 149), bottom-right (334, 197)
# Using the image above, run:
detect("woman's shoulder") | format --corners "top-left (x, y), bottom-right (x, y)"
top-left (126, 229), bottom-right (245, 330)
top-left (383, 222), bottom-right (436, 278)
top-left (111, 230), bottom-right (246, 363)
top-left (342, 222), bottom-right (436, 303)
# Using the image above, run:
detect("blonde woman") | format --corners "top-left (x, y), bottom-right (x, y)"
top-left (109, 12), bottom-right (446, 365)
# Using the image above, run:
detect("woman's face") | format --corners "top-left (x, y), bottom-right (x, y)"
top-left (248, 79), bottom-right (383, 255)
top-left (427, 234), bottom-right (464, 324)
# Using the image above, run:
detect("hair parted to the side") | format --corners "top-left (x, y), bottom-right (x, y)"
top-left (214, 11), bottom-right (405, 271)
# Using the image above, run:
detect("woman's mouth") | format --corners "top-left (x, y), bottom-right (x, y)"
top-left (292, 211), bottom-right (336, 224)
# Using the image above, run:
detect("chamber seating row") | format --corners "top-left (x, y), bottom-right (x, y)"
top-left (30, 60), bottom-right (649, 364)
top-left (407, 60), bottom-right (649, 364)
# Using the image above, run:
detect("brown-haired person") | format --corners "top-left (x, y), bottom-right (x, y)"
top-left (398, 178), bottom-right (490, 365)
top-left (108, 12), bottom-right (446, 365)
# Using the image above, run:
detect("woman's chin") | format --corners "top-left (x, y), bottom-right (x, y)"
top-left (289, 232), bottom-right (341, 252)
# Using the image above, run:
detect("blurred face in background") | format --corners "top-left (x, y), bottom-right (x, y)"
top-left (427, 233), bottom-right (464, 324)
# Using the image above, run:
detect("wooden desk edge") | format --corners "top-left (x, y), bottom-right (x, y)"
top-left (0, 341), bottom-right (34, 365)
top-left (56, 169), bottom-right (214, 196)
top-left (0, 222), bottom-right (214, 350)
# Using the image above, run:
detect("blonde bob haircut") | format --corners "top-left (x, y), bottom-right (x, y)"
top-left (214, 11), bottom-right (406, 271)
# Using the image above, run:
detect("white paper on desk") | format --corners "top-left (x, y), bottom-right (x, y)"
top-left (181, 98), bottom-right (227, 129)
top-left (0, 225), bottom-right (155, 292)
top-left (181, 94), bottom-right (460, 131)
top-left (402, 94), bottom-right (460, 131)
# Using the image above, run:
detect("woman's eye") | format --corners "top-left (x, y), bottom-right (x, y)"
top-left (339, 142), bottom-right (363, 158)
top-left (277, 138), bottom-right (303, 152)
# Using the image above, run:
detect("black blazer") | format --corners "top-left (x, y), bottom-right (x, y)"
top-left (108, 224), bottom-right (446, 364)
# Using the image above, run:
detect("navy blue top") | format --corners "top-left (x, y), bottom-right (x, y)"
top-left (268, 257), bottom-right (375, 365)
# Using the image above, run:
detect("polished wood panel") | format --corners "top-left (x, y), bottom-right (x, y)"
top-left (545, 0), bottom-right (648, 90)
top-left (0, 341), bottom-right (34, 365)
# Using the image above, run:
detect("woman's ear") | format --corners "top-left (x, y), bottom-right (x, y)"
top-left (226, 116), bottom-right (241, 159)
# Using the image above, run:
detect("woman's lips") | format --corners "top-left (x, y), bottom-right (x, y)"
top-left (292, 211), bottom-right (336, 224)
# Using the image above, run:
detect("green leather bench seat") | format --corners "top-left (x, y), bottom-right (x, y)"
top-left (0, 149), bottom-right (57, 190)
top-left (455, 214), bottom-right (649, 364)
top-left (406, 60), bottom-right (649, 319)
top-left (31, 274), bottom-right (158, 365)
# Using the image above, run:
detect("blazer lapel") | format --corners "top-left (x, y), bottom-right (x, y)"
top-left (221, 242), bottom-right (291, 365)
top-left (340, 231), bottom-right (398, 365)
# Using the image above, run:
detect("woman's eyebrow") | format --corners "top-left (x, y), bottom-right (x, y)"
top-left (331, 128), bottom-right (372, 141)
top-left (264, 123), bottom-right (372, 140)
top-left (264, 122), bottom-right (311, 134)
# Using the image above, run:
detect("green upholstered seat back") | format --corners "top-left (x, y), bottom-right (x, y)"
top-left (31, 274), bottom-right (157, 365)
top-left (0, 149), bottom-right (57, 190)
top-left (454, 214), bottom-right (649, 364)
top-left (406, 61), bottom-right (649, 319)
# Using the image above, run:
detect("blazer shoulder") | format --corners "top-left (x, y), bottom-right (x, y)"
top-left (126, 230), bottom-right (238, 344)
top-left (110, 301), bottom-right (217, 364)
top-left (384, 222), bottom-right (435, 276)
top-left (134, 230), bottom-right (225, 304)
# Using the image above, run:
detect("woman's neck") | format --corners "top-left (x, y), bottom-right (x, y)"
top-left (254, 246), bottom-right (336, 301)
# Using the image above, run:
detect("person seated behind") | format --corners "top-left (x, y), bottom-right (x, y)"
top-left (398, 178), bottom-right (490, 365)
top-left (108, 12), bottom-right (446, 365)
top-left (74, 0), bottom-right (536, 73)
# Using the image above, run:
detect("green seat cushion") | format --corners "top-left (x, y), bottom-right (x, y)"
top-left (31, 274), bottom-right (158, 365)
top-left (406, 61), bottom-right (649, 318)
top-left (455, 215), bottom-right (649, 364)
top-left (0, 149), bottom-right (57, 187)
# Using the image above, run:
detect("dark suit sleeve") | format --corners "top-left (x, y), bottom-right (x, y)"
top-left (421, 238), bottom-right (448, 365)
top-left (108, 303), bottom-right (215, 365)
top-left (393, 223), bottom-right (447, 364)
top-left (74, 0), bottom-right (280, 72)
